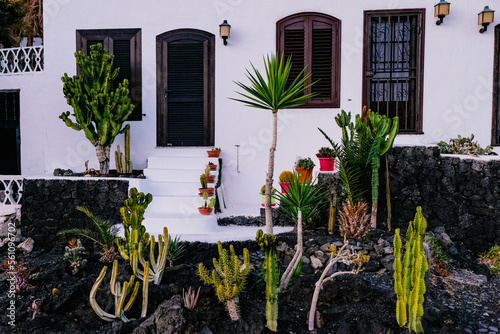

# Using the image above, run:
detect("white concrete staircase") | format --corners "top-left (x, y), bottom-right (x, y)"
top-left (140, 148), bottom-right (221, 239)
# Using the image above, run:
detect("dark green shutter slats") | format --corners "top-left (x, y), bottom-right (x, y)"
top-left (166, 41), bottom-right (204, 146)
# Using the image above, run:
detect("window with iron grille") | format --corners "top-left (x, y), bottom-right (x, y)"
top-left (76, 29), bottom-right (142, 120)
top-left (277, 13), bottom-right (341, 108)
top-left (363, 10), bottom-right (425, 133)
top-left (0, 90), bottom-right (21, 174)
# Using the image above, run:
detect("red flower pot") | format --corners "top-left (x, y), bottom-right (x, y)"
top-left (198, 207), bottom-right (213, 215)
top-left (208, 164), bottom-right (217, 171)
top-left (295, 167), bottom-right (313, 183)
top-left (318, 157), bottom-right (335, 171)
top-left (207, 150), bottom-right (221, 158)
top-left (280, 182), bottom-right (291, 193)
top-left (199, 188), bottom-right (214, 196)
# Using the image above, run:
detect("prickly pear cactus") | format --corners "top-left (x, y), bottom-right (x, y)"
top-left (393, 206), bottom-right (428, 333)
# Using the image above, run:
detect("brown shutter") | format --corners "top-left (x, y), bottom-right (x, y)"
top-left (284, 27), bottom-right (305, 89)
top-left (311, 23), bottom-right (333, 100)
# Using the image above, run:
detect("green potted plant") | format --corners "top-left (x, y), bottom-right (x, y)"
top-left (279, 170), bottom-right (294, 193)
top-left (295, 157), bottom-right (315, 183)
top-left (207, 147), bottom-right (221, 158)
top-left (316, 147), bottom-right (336, 172)
top-left (260, 185), bottom-right (276, 207)
top-left (199, 192), bottom-right (216, 215)
top-left (201, 165), bottom-right (215, 184)
top-left (199, 174), bottom-right (214, 197)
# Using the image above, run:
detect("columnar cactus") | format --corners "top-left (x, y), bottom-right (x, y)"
top-left (89, 260), bottom-right (143, 322)
top-left (130, 227), bottom-right (169, 285)
top-left (393, 206), bottom-right (428, 333)
top-left (60, 43), bottom-right (134, 175)
top-left (116, 188), bottom-right (153, 260)
top-left (63, 239), bottom-right (87, 274)
top-left (256, 229), bottom-right (279, 332)
top-left (198, 242), bottom-right (250, 321)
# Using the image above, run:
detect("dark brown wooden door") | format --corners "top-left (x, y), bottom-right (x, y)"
top-left (156, 29), bottom-right (214, 147)
top-left (0, 90), bottom-right (21, 175)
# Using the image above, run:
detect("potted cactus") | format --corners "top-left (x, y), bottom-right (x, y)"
top-left (199, 174), bottom-right (214, 197)
top-left (316, 147), bottom-right (336, 172)
top-left (295, 157), bottom-right (315, 183)
top-left (260, 185), bottom-right (276, 207)
top-left (207, 147), bottom-right (221, 158)
top-left (279, 170), bottom-right (294, 193)
top-left (199, 192), bottom-right (216, 215)
top-left (201, 165), bottom-right (215, 184)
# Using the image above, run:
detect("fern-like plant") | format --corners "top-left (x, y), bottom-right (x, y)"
top-left (58, 206), bottom-right (118, 262)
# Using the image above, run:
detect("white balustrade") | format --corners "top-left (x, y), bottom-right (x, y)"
top-left (0, 46), bottom-right (44, 75)
top-left (0, 177), bottom-right (23, 206)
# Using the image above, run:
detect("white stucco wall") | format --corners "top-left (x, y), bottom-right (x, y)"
top-left (1, 0), bottom-right (499, 207)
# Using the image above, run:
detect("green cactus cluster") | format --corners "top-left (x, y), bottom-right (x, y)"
top-left (63, 239), bottom-right (87, 274)
top-left (116, 187), bottom-right (153, 260)
top-left (393, 206), bottom-right (429, 333)
top-left (256, 229), bottom-right (279, 332)
top-left (89, 259), bottom-right (148, 322)
top-left (115, 145), bottom-right (133, 174)
top-left (198, 242), bottom-right (250, 321)
top-left (60, 43), bottom-right (134, 175)
top-left (131, 227), bottom-right (169, 285)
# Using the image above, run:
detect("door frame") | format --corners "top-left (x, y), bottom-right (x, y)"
top-left (156, 29), bottom-right (215, 147)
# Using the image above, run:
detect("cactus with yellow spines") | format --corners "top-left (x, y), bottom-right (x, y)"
top-left (89, 260), bottom-right (142, 322)
top-left (130, 227), bottom-right (169, 285)
top-left (393, 206), bottom-right (428, 333)
top-left (256, 229), bottom-right (279, 331)
top-left (116, 187), bottom-right (153, 260)
top-left (198, 242), bottom-right (250, 321)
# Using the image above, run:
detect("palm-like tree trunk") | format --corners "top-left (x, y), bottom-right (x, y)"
top-left (265, 112), bottom-right (278, 235)
top-left (95, 143), bottom-right (111, 175)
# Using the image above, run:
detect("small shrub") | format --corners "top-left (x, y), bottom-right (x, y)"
top-left (279, 170), bottom-right (294, 183)
top-left (437, 134), bottom-right (492, 156)
top-left (296, 157), bottom-right (315, 169)
top-left (480, 245), bottom-right (500, 275)
top-left (424, 235), bottom-right (451, 276)
top-left (338, 200), bottom-right (371, 239)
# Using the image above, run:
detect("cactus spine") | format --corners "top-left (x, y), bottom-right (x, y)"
top-left (256, 229), bottom-right (278, 332)
top-left (89, 260), bottom-right (143, 322)
top-left (198, 242), bottom-right (250, 321)
top-left (131, 227), bottom-right (169, 285)
top-left (393, 206), bottom-right (428, 333)
top-left (60, 43), bottom-right (134, 175)
top-left (116, 187), bottom-right (153, 260)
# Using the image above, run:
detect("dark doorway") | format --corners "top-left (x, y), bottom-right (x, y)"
top-left (0, 90), bottom-right (21, 175)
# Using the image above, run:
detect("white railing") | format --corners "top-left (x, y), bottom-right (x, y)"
top-left (0, 176), bottom-right (23, 206)
top-left (0, 46), bottom-right (44, 75)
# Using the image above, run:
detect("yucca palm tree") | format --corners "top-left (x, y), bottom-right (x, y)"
top-left (273, 172), bottom-right (328, 291)
top-left (232, 53), bottom-right (316, 235)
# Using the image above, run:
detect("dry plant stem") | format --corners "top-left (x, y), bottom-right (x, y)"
top-left (183, 286), bottom-right (201, 310)
top-left (226, 299), bottom-right (240, 321)
top-left (278, 210), bottom-right (303, 292)
top-left (385, 155), bottom-right (392, 231)
top-left (265, 112), bottom-right (278, 235)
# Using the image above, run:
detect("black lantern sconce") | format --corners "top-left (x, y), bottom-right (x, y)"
top-left (434, 0), bottom-right (451, 25)
top-left (219, 20), bottom-right (231, 45)
top-left (478, 6), bottom-right (495, 33)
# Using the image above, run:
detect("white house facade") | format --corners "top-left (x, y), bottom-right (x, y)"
top-left (1, 0), bottom-right (500, 210)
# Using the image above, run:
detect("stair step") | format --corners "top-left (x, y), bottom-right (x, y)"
top-left (147, 195), bottom-right (215, 214)
top-left (147, 156), bottom-right (219, 169)
top-left (141, 212), bottom-right (219, 237)
top-left (141, 181), bottom-right (216, 196)
top-left (144, 168), bottom-right (218, 182)
top-left (150, 147), bottom-right (219, 158)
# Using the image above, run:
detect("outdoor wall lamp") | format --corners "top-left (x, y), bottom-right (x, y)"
top-left (434, 0), bottom-right (450, 25)
top-left (219, 20), bottom-right (231, 45)
top-left (478, 6), bottom-right (495, 33)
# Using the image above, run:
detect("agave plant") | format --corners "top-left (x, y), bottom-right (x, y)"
top-left (166, 235), bottom-right (186, 267)
top-left (58, 206), bottom-right (119, 262)
top-left (273, 172), bottom-right (328, 291)
top-left (232, 53), bottom-right (316, 235)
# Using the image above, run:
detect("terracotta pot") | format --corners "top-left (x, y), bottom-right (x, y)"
top-left (279, 182), bottom-right (291, 193)
top-left (318, 157), bottom-right (335, 171)
top-left (198, 207), bottom-right (213, 215)
top-left (208, 164), bottom-right (217, 171)
top-left (260, 194), bottom-right (276, 207)
top-left (295, 167), bottom-right (313, 183)
top-left (199, 188), bottom-right (215, 196)
top-left (207, 150), bottom-right (221, 158)
top-left (206, 175), bottom-right (216, 183)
